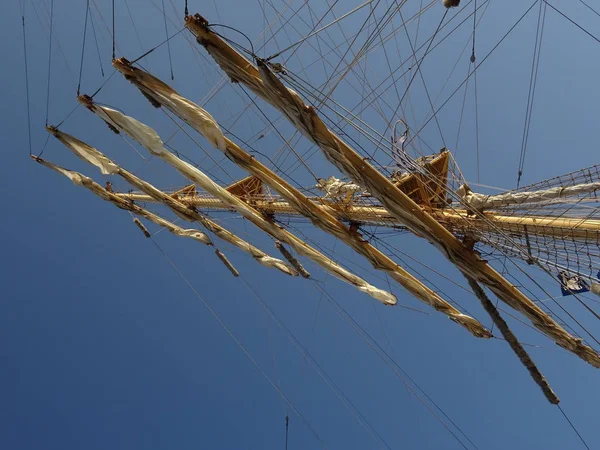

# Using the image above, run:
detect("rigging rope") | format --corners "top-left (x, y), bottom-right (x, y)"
top-left (558, 404), bottom-right (591, 450)
top-left (149, 238), bottom-right (329, 449)
top-left (516, 0), bottom-right (545, 188)
top-left (266, 0), bottom-right (371, 61)
top-left (21, 9), bottom-right (32, 155)
top-left (397, 7), bottom-right (448, 148)
top-left (463, 273), bottom-right (560, 404)
top-left (130, 27), bottom-right (186, 64)
top-left (578, 0), bottom-right (600, 18)
top-left (472, 0), bottom-right (480, 183)
top-left (77, 0), bottom-right (90, 96)
top-left (239, 87), bottom-right (320, 181)
top-left (112, 0), bottom-right (115, 60)
top-left (285, 415), bottom-right (289, 450)
top-left (545, 0), bottom-right (600, 45)
top-left (161, 0), bottom-right (175, 79)
top-left (89, 8), bottom-right (105, 77)
top-left (406, 0), bottom-right (538, 149)
top-left (45, 0), bottom-right (54, 126)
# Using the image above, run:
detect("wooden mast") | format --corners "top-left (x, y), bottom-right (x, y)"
top-left (184, 13), bottom-right (600, 368)
top-left (104, 66), bottom-right (489, 338)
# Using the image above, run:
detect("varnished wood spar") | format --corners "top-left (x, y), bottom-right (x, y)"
top-left (32, 155), bottom-right (242, 278)
top-left (96, 66), bottom-right (489, 337)
top-left (48, 126), bottom-right (297, 278)
top-left (115, 193), bottom-right (600, 241)
top-left (185, 13), bottom-right (600, 367)
top-left (78, 92), bottom-right (398, 307)
top-left (464, 274), bottom-right (560, 405)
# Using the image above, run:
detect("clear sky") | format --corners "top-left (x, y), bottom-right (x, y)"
top-left (2, 0), bottom-right (600, 449)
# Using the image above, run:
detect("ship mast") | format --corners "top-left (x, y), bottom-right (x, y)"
top-left (183, 13), bottom-right (600, 369)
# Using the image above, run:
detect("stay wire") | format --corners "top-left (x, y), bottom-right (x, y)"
top-left (578, 0), bottom-right (600, 19)
top-left (89, 8), bottom-right (105, 77)
top-left (130, 27), bottom-right (186, 64)
top-left (308, 280), bottom-right (476, 450)
top-left (21, 9), bottom-right (32, 155)
top-left (239, 87), bottom-right (319, 182)
top-left (149, 238), bottom-right (329, 449)
top-left (208, 24), bottom-right (256, 57)
top-left (45, 0), bottom-right (54, 126)
top-left (545, 0), bottom-right (600, 45)
top-left (77, 0), bottom-right (91, 96)
top-left (557, 404), bottom-right (591, 450)
top-left (472, 0), bottom-right (480, 183)
top-left (406, 0), bottom-right (538, 149)
top-left (112, 0), bottom-right (115, 60)
top-left (380, 8), bottom-right (448, 145)
top-left (517, 0), bottom-right (544, 188)
top-left (239, 275), bottom-right (393, 450)
top-left (285, 415), bottom-right (289, 450)
top-left (161, 0), bottom-right (175, 79)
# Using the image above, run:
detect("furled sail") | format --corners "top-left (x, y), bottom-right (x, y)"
top-left (185, 15), bottom-right (600, 367)
top-left (46, 127), bottom-right (296, 277)
top-left (458, 183), bottom-right (600, 210)
top-left (51, 123), bottom-right (395, 306)
top-left (105, 68), bottom-right (488, 337)
top-left (316, 176), bottom-right (362, 198)
top-left (29, 157), bottom-right (240, 264)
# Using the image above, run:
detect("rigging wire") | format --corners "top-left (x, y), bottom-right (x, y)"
top-left (516, 0), bottom-right (546, 188)
top-left (161, 0), bottom-right (175, 79)
top-left (239, 87), bottom-right (320, 181)
top-left (472, 0), bottom-right (480, 184)
top-left (306, 279), bottom-right (476, 450)
top-left (578, 0), bottom-right (600, 19)
top-left (207, 24), bottom-right (256, 58)
top-left (111, 0), bottom-right (115, 60)
top-left (21, 3), bottom-right (32, 155)
top-left (380, 8), bottom-right (449, 143)
top-left (545, 0), bottom-right (600, 45)
top-left (266, 0), bottom-right (371, 61)
top-left (473, 58), bottom-right (480, 184)
top-left (406, 0), bottom-right (538, 151)
top-left (396, 7), bottom-right (448, 148)
top-left (149, 238), bottom-right (329, 449)
top-left (285, 415), bottom-right (289, 450)
top-left (130, 27), bottom-right (186, 64)
top-left (89, 8), bottom-right (105, 77)
top-left (77, 0), bottom-right (90, 96)
top-left (45, 0), bottom-right (54, 126)
top-left (277, 32), bottom-right (600, 343)
top-left (239, 275), bottom-right (394, 450)
top-left (557, 404), bottom-right (591, 450)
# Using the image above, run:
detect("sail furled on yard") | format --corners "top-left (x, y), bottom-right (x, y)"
top-left (30, 157), bottom-right (245, 269)
top-left (185, 14), bottom-right (600, 367)
top-left (68, 105), bottom-right (396, 307)
top-left (458, 182), bottom-right (600, 210)
top-left (47, 127), bottom-right (296, 277)
top-left (105, 66), bottom-right (488, 337)
top-left (454, 165), bottom-right (600, 291)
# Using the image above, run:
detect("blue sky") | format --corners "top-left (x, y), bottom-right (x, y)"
top-left (2, 0), bottom-right (600, 449)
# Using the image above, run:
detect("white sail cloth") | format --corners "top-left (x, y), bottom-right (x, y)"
top-left (316, 176), bottom-right (362, 198)
top-left (458, 182), bottom-right (600, 210)
top-left (32, 156), bottom-right (212, 246)
top-left (50, 128), bottom-right (297, 277)
top-left (60, 111), bottom-right (396, 305)
top-left (109, 63), bottom-right (496, 337)
top-left (182, 22), bottom-right (600, 366)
